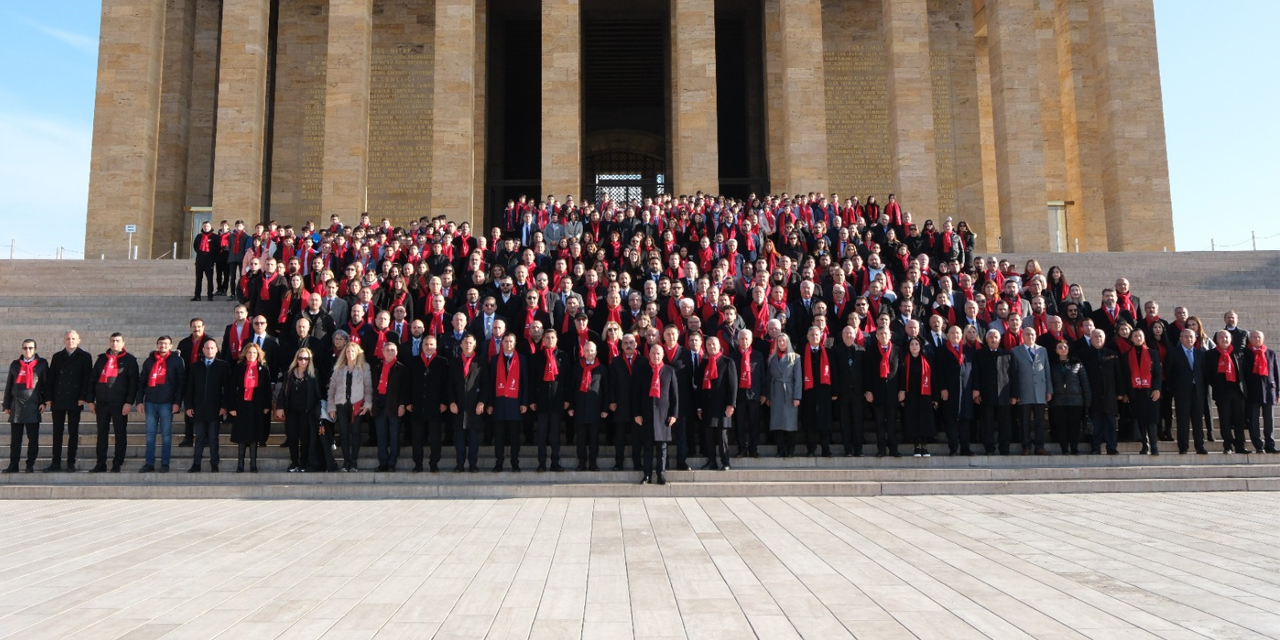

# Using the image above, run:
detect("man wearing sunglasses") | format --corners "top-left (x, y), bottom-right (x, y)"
top-left (4, 340), bottom-right (50, 473)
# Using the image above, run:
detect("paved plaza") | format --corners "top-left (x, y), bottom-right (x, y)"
top-left (0, 493), bottom-right (1278, 639)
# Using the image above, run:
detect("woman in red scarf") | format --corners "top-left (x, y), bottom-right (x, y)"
top-left (1121, 330), bottom-right (1163, 455)
top-left (228, 342), bottom-right (272, 472)
top-left (900, 337), bottom-right (935, 457)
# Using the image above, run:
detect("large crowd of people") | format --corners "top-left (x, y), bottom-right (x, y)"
top-left (5, 191), bottom-right (1279, 484)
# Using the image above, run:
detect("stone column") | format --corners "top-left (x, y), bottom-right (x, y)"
top-left (431, 0), bottom-right (477, 227)
top-left (776, 0), bottom-right (829, 194)
top-left (1054, 0), bottom-right (1107, 251)
top-left (974, 34), bottom-right (1001, 252)
top-left (321, 0), bottom-right (373, 220)
top-left (211, 0), bottom-right (272, 226)
top-left (763, 0), bottom-right (787, 191)
top-left (153, 0), bottom-right (197, 256)
top-left (670, 0), bottom-right (719, 195)
top-left (985, 0), bottom-right (1049, 252)
top-left (84, 0), bottom-right (166, 259)
top-left (882, 0), bottom-right (939, 220)
top-left (542, 0), bottom-right (581, 201)
top-left (1089, 0), bottom-right (1173, 251)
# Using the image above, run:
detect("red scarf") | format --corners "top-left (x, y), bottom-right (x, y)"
top-left (1128, 346), bottom-right (1152, 389)
top-left (1252, 346), bottom-right (1270, 376)
top-left (99, 350), bottom-right (126, 383)
top-left (419, 351), bottom-right (435, 372)
top-left (941, 232), bottom-right (953, 255)
top-left (580, 359), bottom-right (599, 392)
top-left (496, 352), bottom-right (520, 399)
top-left (524, 307), bottom-right (537, 339)
top-left (188, 334), bottom-right (204, 363)
top-left (605, 339), bottom-right (619, 360)
top-left (751, 301), bottom-right (770, 334)
top-left (738, 350), bottom-right (752, 388)
top-left (15, 358), bottom-right (37, 389)
top-left (878, 344), bottom-right (891, 379)
top-left (949, 343), bottom-right (964, 366)
top-left (461, 352), bottom-right (474, 378)
top-left (377, 361), bottom-right (394, 394)
top-left (907, 354), bottom-right (932, 395)
top-left (279, 290), bottom-right (304, 324)
top-left (148, 352), bottom-right (168, 387)
top-left (199, 233), bottom-right (211, 253)
top-left (1032, 313), bottom-right (1049, 336)
top-left (803, 347), bottom-right (830, 390)
top-left (1217, 345), bottom-right (1236, 382)
top-left (243, 363), bottom-right (258, 401)
top-left (259, 272), bottom-right (277, 301)
top-left (427, 312), bottom-right (444, 336)
top-left (701, 355), bottom-right (719, 390)
top-left (543, 348), bottom-right (559, 381)
top-left (1001, 330), bottom-right (1023, 350)
top-left (229, 322), bottom-right (250, 359)
top-left (373, 329), bottom-right (390, 358)
top-left (1117, 291), bottom-right (1136, 316)
top-left (607, 304), bottom-right (622, 325)
top-left (649, 363), bottom-right (663, 398)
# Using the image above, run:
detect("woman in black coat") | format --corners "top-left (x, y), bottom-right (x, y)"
top-left (229, 342), bottom-right (272, 472)
top-left (900, 337), bottom-right (935, 457)
top-left (448, 334), bottom-right (485, 472)
top-left (1121, 330), bottom-right (1163, 455)
top-left (1048, 340), bottom-right (1090, 455)
top-left (274, 347), bottom-right (324, 472)
top-left (697, 337), bottom-right (738, 471)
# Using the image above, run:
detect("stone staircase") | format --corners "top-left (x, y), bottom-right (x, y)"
top-left (0, 256), bottom-right (1278, 498)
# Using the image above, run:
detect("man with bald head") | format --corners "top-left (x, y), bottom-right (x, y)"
top-left (1165, 328), bottom-right (1208, 454)
top-left (46, 330), bottom-right (93, 472)
top-left (1010, 326), bottom-right (1052, 455)
top-left (1242, 331), bottom-right (1279, 454)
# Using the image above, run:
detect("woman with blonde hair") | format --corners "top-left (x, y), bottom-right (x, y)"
top-left (764, 333), bottom-right (802, 457)
top-left (327, 340), bottom-right (373, 471)
top-left (275, 347), bottom-right (324, 472)
top-left (229, 342), bottom-right (271, 473)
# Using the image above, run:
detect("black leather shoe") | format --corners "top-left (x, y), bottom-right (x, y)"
top-left (0, 467), bottom-right (17, 474)
top-left (90, 464), bottom-right (107, 473)
top-left (588, 463), bottom-right (599, 472)
top-left (551, 463), bottom-right (565, 472)
top-left (492, 464), bottom-right (503, 473)
top-left (160, 465), bottom-right (170, 473)
top-left (453, 465), bottom-right (464, 473)
top-left (41, 464), bottom-right (61, 473)
top-left (177, 439), bottom-right (193, 447)
top-left (187, 465), bottom-right (201, 473)
top-left (210, 463), bottom-right (219, 472)
top-left (639, 475), bottom-right (650, 485)
top-left (656, 474), bottom-right (667, 485)
top-left (138, 464), bottom-right (154, 473)
top-left (1196, 448), bottom-right (1208, 454)
top-left (536, 465), bottom-right (547, 472)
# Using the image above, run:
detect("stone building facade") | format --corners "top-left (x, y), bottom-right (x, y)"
top-left (85, 0), bottom-right (1174, 258)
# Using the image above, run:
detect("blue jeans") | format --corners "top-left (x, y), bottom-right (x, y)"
top-left (145, 402), bottom-right (174, 466)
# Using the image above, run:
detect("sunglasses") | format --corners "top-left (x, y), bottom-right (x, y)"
top-left (21, 346), bottom-right (35, 350)
top-left (297, 357), bottom-right (310, 362)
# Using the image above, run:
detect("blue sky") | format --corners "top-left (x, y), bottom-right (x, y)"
top-left (1, 0), bottom-right (1276, 257)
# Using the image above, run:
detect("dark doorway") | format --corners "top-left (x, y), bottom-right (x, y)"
top-left (485, 0), bottom-right (541, 228)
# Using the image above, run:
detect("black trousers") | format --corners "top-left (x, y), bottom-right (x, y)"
top-left (735, 395), bottom-right (763, 455)
top-left (1216, 395), bottom-right (1249, 452)
top-left (192, 418), bottom-right (220, 467)
top-left (836, 394), bottom-right (863, 455)
top-left (51, 408), bottom-right (81, 466)
top-left (455, 423), bottom-right (480, 468)
top-left (772, 430), bottom-right (796, 457)
top-left (976, 403), bottom-right (1012, 454)
top-left (534, 412), bottom-right (563, 467)
top-left (215, 259), bottom-right (230, 293)
top-left (95, 405), bottom-right (128, 469)
top-left (576, 421), bottom-right (601, 466)
top-left (705, 427), bottom-right (730, 468)
top-left (410, 413), bottom-right (445, 469)
top-left (1019, 404), bottom-right (1048, 451)
top-left (335, 405), bottom-right (361, 469)
top-left (1245, 402), bottom-right (1272, 451)
top-left (671, 416), bottom-right (689, 467)
top-left (613, 417), bottom-right (641, 469)
top-left (1173, 392), bottom-right (1205, 452)
top-left (7, 423), bottom-right (38, 470)
top-left (640, 439), bottom-right (668, 478)
top-left (871, 404), bottom-right (900, 454)
top-left (194, 259), bottom-right (214, 298)
top-left (283, 410), bottom-right (313, 469)
top-left (1049, 405), bottom-right (1083, 454)
top-left (944, 411), bottom-right (973, 454)
top-left (311, 421), bottom-right (338, 471)
top-left (493, 419), bottom-right (521, 468)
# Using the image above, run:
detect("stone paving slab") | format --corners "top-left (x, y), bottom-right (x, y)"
top-left (0, 493), bottom-right (1277, 639)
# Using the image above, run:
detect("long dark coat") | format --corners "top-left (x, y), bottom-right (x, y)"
top-left (698, 355), bottom-right (738, 429)
top-left (632, 360), bottom-right (679, 442)
top-left (4, 357), bottom-right (49, 424)
top-left (570, 360), bottom-right (609, 425)
top-left (448, 354), bottom-right (486, 431)
top-left (932, 345), bottom-right (975, 420)
top-left (229, 361), bottom-right (272, 445)
top-left (47, 347), bottom-right (92, 411)
top-left (799, 347), bottom-right (835, 432)
top-left (901, 353), bottom-right (935, 440)
top-left (1121, 345), bottom-right (1163, 425)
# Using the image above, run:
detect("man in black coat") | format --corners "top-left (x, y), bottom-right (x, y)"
top-left (529, 331), bottom-right (569, 472)
top-left (86, 334), bottom-right (140, 473)
top-left (4, 340), bottom-right (49, 473)
top-left (972, 329), bottom-right (1014, 455)
top-left (46, 330), bottom-right (93, 471)
top-left (1165, 328), bottom-right (1208, 454)
top-left (185, 339), bottom-right (230, 472)
top-left (863, 327), bottom-right (902, 457)
top-left (830, 327), bottom-right (866, 457)
top-left (1206, 330), bottom-right (1249, 453)
top-left (407, 334), bottom-right (449, 472)
top-left (730, 329), bottom-right (767, 458)
top-left (697, 337), bottom-right (738, 471)
top-left (934, 326), bottom-right (976, 456)
top-left (570, 341), bottom-right (610, 471)
top-left (1243, 330), bottom-right (1279, 453)
top-left (1080, 328), bottom-right (1122, 455)
top-left (633, 343), bottom-right (679, 485)
top-left (192, 220), bottom-right (217, 301)
top-left (176, 319), bottom-right (216, 447)
top-left (371, 342), bottom-right (409, 471)
top-left (607, 334), bottom-right (643, 471)
top-left (663, 326), bottom-right (697, 470)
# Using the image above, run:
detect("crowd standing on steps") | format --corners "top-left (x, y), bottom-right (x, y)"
top-left (7, 191), bottom-right (1280, 484)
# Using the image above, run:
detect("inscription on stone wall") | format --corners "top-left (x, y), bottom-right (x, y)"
top-left (299, 55), bottom-right (327, 220)
top-left (368, 38), bottom-right (434, 220)
top-left (824, 45), bottom-right (892, 199)
top-left (931, 49), bottom-right (957, 219)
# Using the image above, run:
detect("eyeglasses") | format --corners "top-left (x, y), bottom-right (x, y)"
top-left (253, 321), bottom-right (267, 325)
top-left (21, 346), bottom-right (35, 350)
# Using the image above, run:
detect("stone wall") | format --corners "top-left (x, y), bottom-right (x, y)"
top-left (268, 0), bottom-right (328, 230)
top-left (822, 0), bottom-right (892, 200)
